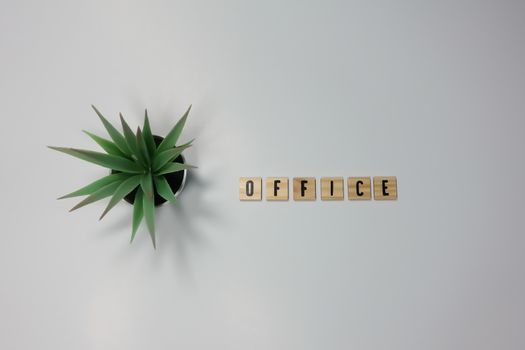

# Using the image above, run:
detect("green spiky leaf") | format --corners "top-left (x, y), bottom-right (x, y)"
top-left (82, 130), bottom-right (128, 158)
top-left (179, 138), bottom-right (195, 148)
top-left (142, 110), bottom-right (156, 157)
top-left (154, 175), bottom-right (177, 203)
top-left (120, 113), bottom-right (146, 165)
top-left (99, 175), bottom-right (142, 220)
top-left (152, 143), bottom-right (192, 172)
top-left (69, 181), bottom-right (122, 212)
top-left (48, 147), bottom-right (143, 173)
top-left (136, 128), bottom-right (151, 166)
top-left (58, 173), bottom-right (129, 199)
top-left (140, 172), bottom-right (154, 199)
top-left (157, 105), bottom-right (191, 153)
top-left (91, 105), bottom-right (131, 155)
top-left (131, 189), bottom-right (144, 243)
top-left (143, 189), bottom-right (156, 248)
top-left (156, 162), bottom-right (196, 176)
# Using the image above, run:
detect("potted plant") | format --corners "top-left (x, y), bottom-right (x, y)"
top-left (49, 105), bottom-right (196, 248)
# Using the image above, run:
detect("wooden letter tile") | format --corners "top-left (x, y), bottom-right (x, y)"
top-left (348, 177), bottom-right (371, 200)
top-left (266, 177), bottom-right (289, 201)
top-left (373, 176), bottom-right (397, 200)
top-left (293, 177), bottom-right (316, 201)
top-left (239, 177), bottom-right (262, 201)
top-left (320, 177), bottom-right (344, 200)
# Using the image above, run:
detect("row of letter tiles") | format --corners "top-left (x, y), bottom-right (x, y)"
top-left (239, 177), bottom-right (397, 201)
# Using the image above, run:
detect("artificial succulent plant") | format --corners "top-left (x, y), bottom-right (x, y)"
top-left (49, 105), bottom-right (196, 248)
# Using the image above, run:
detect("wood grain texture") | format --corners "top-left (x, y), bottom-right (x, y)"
top-left (293, 177), bottom-right (316, 201)
top-left (266, 177), bottom-right (289, 201)
top-left (348, 177), bottom-right (371, 200)
top-left (373, 176), bottom-right (397, 200)
top-left (320, 177), bottom-right (344, 200)
top-left (239, 177), bottom-right (262, 201)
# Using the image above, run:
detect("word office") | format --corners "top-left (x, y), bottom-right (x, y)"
top-left (239, 176), bottom-right (398, 201)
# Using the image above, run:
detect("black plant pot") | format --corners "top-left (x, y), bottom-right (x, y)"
top-left (112, 135), bottom-right (187, 206)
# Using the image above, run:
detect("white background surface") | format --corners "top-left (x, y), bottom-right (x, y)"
top-left (1, 1), bottom-right (524, 349)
